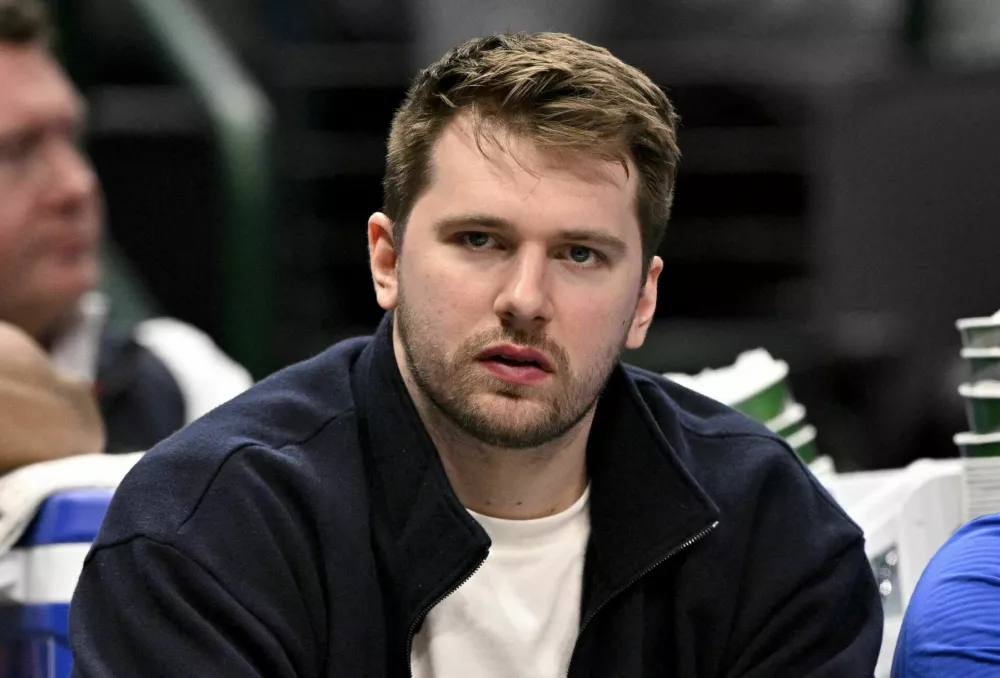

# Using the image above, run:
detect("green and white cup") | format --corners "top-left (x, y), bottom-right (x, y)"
top-left (732, 372), bottom-right (791, 424)
top-left (955, 431), bottom-right (1000, 458)
top-left (765, 402), bottom-right (808, 439)
top-left (786, 424), bottom-right (819, 464)
top-left (963, 348), bottom-right (1000, 383)
top-left (957, 315), bottom-right (1000, 350)
top-left (958, 382), bottom-right (1000, 434)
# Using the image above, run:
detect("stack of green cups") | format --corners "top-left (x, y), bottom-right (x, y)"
top-left (955, 431), bottom-right (1000, 458)
top-left (959, 383), bottom-right (1000, 435)
top-left (955, 312), bottom-right (1000, 447)
top-left (785, 425), bottom-right (819, 465)
top-left (962, 349), bottom-right (1000, 383)
top-left (730, 365), bottom-right (790, 423)
top-left (954, 310), bottom-right (1000, 520)
top-left (957, 313), bottom-right (1000, 350)
top-left (667, 350), bottom-right (826, 468)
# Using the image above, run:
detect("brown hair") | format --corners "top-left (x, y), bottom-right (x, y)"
top-left (383, 32), bottom-right (681, 271)
top-left (0, 0), bottom-right (51, 46)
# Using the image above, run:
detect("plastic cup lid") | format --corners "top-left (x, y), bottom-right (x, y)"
top-left (958, 382), bottom-right (1000, 398)
top-left (765, 402), bottom-right (807, 431)
top-left (962, 348), bottom-right (1000, 359)
top-left (787, 424), bottom-right (817, 449)
top-left (957, 314), bottom-right (1000, 330)
top-left (955, 431), bottom-right (1000, 445)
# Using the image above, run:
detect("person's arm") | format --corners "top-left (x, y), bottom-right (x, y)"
top-left (69, 446), bottom-right (327, 678)
top-left (0, 322), bottom-right (104, 471)
top-left (891, 514), bottom-right (1000, 677)
top-left (719, 452), bottom-right (883, 677)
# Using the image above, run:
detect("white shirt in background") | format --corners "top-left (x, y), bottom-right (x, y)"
top-left (411, 485), bottom-right (591, 678)
top-left (48, 292), bottom-right (252, 425)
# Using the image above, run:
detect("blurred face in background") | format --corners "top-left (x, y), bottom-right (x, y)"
top-left (370, 114), bottom-right (662, 449)
top-left (0, 43), bottom-right (101, 343)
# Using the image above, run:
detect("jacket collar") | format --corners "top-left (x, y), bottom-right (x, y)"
top-left (352, 313), bottom-right (719, 630)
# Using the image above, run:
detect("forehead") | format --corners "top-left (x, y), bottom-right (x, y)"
top-left (0, 44), bottom-right (80, 132)
top-left (416, 115), bottom-right (640, 242)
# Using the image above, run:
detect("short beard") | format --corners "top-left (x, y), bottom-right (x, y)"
top-left (395, 292), bottom-right (624, 450)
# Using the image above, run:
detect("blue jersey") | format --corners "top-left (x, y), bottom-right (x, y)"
top-left (893, 513), bottom-right (1000, 676)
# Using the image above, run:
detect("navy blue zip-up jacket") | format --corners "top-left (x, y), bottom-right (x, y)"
top-left (69, 315), bottom-right (882, 677)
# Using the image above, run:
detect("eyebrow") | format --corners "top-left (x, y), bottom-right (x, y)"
top-left (555, 229), bottom-right (628, 254)
top-left (0, 97), bottom-right (90, 145)
top-left (434, 213), bottom-right (629, 254)
top-left (434, 213), bottom-right (512, 232)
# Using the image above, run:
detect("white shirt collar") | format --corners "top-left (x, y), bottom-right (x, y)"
top-left (48, 291), bottom-right (109, 385)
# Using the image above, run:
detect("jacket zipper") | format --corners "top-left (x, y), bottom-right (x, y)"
top-left (405, 547), bottom-right (490, 678)
top-left (565, 520), bottom-right (720, 678)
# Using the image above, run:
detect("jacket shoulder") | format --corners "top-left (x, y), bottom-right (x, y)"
top-left (623, 363), bottom-right (860, 533)
top-left (93, 338), bottom-right (371, 547)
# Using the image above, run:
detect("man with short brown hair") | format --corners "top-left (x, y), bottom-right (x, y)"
top-left (70, 32), bottom-right (882, 677)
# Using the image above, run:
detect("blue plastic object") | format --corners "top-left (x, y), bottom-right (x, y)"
top-left (16, 489), bottom-right (114, 548)
top-left (0, 490), bottom-right (114, 678)
top-left (0, 605), bottom-right (72, 678)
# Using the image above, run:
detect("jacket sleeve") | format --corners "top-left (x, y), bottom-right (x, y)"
top-left (69, 447), bottom-right (327, 678)
top-left (70, 537), bottom-right (301, 678)
top-left (719, 454), bottom-right (884, 678)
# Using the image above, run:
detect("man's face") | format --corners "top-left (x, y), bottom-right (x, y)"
top-left (370, 115), bottom-right (662, 449)
top-left (0, 44), bottom-right (101, 341)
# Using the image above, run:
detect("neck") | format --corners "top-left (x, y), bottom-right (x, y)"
top-left (1, 298), bottom-right (82, 351)
top-left (430, 405), bottom-right (591, 520)
top-left (393, 333), bottom-right (591, 520)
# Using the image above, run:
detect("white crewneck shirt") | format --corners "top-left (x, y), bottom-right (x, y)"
top-left (411, 486), bottom-right (591, 678)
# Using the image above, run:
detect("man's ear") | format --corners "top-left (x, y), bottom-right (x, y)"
top-left (368, 212), bottom-right (399, 310)
top-left (625, 256), bottom-right (662, 350)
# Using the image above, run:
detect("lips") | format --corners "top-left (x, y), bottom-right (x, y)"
top-left (476, 344), bottom-right (555, 373)
top-left (52, 240), bottom-right (88, 255)
top-left (47, 230), bottom-right (94, 255)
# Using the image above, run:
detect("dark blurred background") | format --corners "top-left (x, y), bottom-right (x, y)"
top-left (49, 0), bottom-right (1000, 471)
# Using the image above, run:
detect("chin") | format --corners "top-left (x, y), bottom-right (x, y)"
top-left (475, 391), bottom-right (551, 420)
top-left (55, 260), bottom-right (99, 294)
top-left (44, 279), bottom-right (95, 321)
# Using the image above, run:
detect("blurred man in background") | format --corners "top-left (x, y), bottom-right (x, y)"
top-left (0, 0), bottom-right (250, 461)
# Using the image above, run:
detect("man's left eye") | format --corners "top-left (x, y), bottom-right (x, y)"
top-left (568, 246), bottom-right (595, 264)
top-left (463, 232), bottom-right (493, 248)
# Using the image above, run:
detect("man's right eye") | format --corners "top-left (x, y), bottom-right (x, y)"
top-left (0, 135), bottom-right (39, 165)
top-left (462, 232), bottom-right (494, 249)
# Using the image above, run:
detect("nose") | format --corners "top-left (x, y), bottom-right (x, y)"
top-left (493, 245), bottom-right (554, 331)
top-left (44, 140), bottom-right (99, 216)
